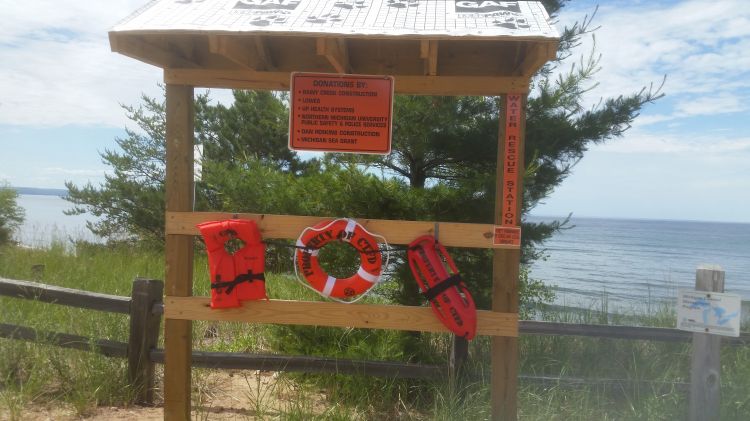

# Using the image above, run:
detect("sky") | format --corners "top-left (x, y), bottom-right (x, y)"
top-left (1, 0), bottom-right (749, 223)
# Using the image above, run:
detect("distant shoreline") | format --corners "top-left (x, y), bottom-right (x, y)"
top-left (12, 187), bottom-right (68, 197)
top-left (528, 214), bottom-right (750, 226)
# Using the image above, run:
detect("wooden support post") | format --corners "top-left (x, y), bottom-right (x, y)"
top-left (491, 93), bottom-right (525, 421)
top-left (164, 83), bottom-right (195, 420)
top-left (689, 265), bottom-right (724, 421)
top-left (128, 278), bottom-right (164, 405)
top-left (449, 335), bottom-right (469, 380)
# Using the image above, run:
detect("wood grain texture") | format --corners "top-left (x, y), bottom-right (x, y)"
top-left (419, 40), bottom-right (438, 76)
top-left (208, 35), bottom-right (262, 72)
top-left (165, 211), bottom-right (518, 250)
top-left (514, 41), bottom-right (558, 77)
top-left (164, 84), bottom-right (195, 421)
top-left (164, 69), bottom-right (529, 95)
top-left (114, 31), bottom-right (552, 86)
top-left (128, 279), bottom-right (164, 405)
top-left (491, 93), bottom-right (526, 421)
top-left (316, 38), bottom-right (350, 74)
top-left (253, 36), bottom-right (275, 71)
top-left (0, 277), bottom-right (131, 314)
top-left (164, 297), bottom-right (518, 338)
top-left (689, 265), bottom-right (725, 421)
top-left (113, 35), bottom-right (199, 69)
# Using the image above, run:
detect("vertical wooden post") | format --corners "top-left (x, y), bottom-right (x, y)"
top-left (128, 278), bottom-right (164, 405)
top-left (491, 94), bottom-right (525, 421)
top-left (449, 335), bottom-right (469, 380)
top-left (164, 83), bottom-right (195, 420)
top-left (689, 264), bottom-right (724, 421)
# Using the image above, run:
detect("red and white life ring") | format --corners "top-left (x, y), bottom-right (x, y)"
top-left (294, 218), bottom-right (386, 302)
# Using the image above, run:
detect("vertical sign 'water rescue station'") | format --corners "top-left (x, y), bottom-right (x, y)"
top-left (290, 73), bottom-right (394, 154)
top-left (494, 94), bottom-right (522, 247)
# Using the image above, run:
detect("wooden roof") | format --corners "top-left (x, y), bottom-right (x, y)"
top-left (110, 0), bottom-right (559, 95)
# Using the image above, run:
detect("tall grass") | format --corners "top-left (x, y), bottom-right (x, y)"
top-left (1, 242), bottom-right (749, 420)
top-left (0, 241), bottom-right (160, 418)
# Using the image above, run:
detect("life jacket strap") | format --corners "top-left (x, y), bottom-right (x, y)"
top-left (211, 271), bottom-right (266, 294)
top-left (421, 274), bottom-right (463, 302)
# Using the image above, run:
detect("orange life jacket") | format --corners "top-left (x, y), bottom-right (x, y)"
top-left (408, 235), bottom-right (477, 340)
top-left (197, 219), bottom-right (267, 309)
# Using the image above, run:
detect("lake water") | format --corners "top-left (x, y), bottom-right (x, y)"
top-left (527, 216), bottom-right (750, 312)
top-left (14, 194), bottom-right (100, 247)
top-left (13, 195), bottom-right (750, 311)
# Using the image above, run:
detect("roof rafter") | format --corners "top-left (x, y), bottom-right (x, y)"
top-left (316, 38), bottom-right (350, 74)
top-left (419, 40), bottom-right (439, 76)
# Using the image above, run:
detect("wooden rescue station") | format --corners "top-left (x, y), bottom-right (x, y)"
top-left (109, 1), bottom-right (559, 419)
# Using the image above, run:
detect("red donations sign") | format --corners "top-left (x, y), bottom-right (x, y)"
top-left (289, 73), bottom-right (394, 154)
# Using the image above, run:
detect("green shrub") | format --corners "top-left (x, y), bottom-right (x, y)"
top-left (0, 184), bottom-right (24, 246)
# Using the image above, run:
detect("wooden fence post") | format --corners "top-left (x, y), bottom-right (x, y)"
top-left (449, 335), bottom-right (469, 380)
top-left (128, 278), bottom-right (164, 405)
top-left (689, 264), bottom-right (724, 421)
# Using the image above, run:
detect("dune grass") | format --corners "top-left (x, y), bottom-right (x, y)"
top-left (1, 241), bottom-right (749, 420)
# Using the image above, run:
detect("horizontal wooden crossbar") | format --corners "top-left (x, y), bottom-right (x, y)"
top-left (166, 211), bottom-right (516, 249)
top-left (165, 297), bottom-right (518, 337)
top-left (164, 69), bottom-right (530, 95)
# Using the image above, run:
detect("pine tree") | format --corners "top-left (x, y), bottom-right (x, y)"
top-left (64, 88), bottom-right (302, 242)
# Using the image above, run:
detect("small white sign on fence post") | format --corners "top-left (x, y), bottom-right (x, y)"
top-left (193, 144), bottom-right (203, 182)
top-left (677, 289), bottom-right (741, 337)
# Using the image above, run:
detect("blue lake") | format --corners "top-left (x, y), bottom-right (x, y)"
top-left (527, 216), bottom-right (750, 311)
top-left (14, 194), bottom-right (100, 247)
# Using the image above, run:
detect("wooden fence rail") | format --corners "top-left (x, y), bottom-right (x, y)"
top-left (149, 349), bottom-right (445, 379)
top-left (0, 276), bottom-right (159, 404)
top-left (1, 276), bottom-right (748, 409)
top-left (521, 320), bottom-right (749, 345)
top-left (0, 276), bottom-right (130, 313)
top-left (0, 322), bottom-right (128, 358)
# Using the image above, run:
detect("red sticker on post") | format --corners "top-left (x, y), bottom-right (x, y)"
top-left (494, 226), bottom-right (521, 247)
top-left (289, 73), bottom-right (394, 154)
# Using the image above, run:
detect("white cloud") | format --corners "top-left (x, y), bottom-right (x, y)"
top-left (632, 114), bottom-right (673, 127)
top-left (0, 1), bottom-right (262, 128)
top-left (673, 94), bottom-right (746, 117)
top-left (595, 130), bottom-right (750, 155)
top-left (2, 0), bottom-right (748, 131)
top-left (557, 0), bottom-right (750, 121)
top-left (0, 1), bottom-right (163, 127)
top-left (635, 93), bottom-right (747, 127)
top-left (0, 1), bottom-right (147, 42)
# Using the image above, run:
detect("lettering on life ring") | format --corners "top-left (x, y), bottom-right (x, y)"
top-left (295, 218), bottom-right (384, 300)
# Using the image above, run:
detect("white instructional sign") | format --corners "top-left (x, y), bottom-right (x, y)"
top-left (677, 289), bottom-right (741, 337)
